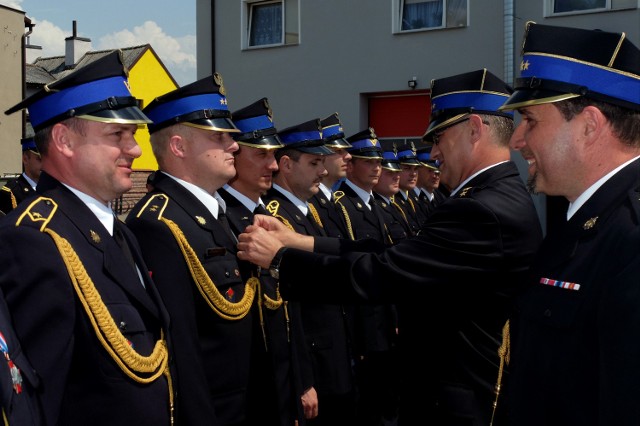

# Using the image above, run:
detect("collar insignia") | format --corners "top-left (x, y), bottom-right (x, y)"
top-left (583, 216), bottom-right (598, 230)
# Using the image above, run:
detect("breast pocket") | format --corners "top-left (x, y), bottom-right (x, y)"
top-left (521, 280), bottom-right (585, 330)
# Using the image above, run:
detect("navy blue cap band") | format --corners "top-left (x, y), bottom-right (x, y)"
top-left (145, 93), bottom-right (230, 125)
top-left (280, 130), bottom-right (322, 144)
top-left (432, 91), bottom-right (513, 117)
top-left (234, 114), bottom-right (274, 133)
top-left (519, 53), bottom-right (640, 106)
top-left (28, 76), bottom-right (133, 129)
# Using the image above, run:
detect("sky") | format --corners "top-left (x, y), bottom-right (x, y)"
top-left (0, 0), bottom-right (197, 85)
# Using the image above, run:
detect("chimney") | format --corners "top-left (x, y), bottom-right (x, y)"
top-left (65, 21), bottom-right (91, 68)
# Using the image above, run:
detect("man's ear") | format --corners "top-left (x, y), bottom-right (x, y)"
top-left (169, 134), bottom-right (186, 158)
top-left (468, 114), bottom-right (484, 144)
top-left (580, 105), bottom-right (605, 146)
top-left (279, 155), bottom-right (292, 172)
top-left (50, 122), bottom-right (73, 158)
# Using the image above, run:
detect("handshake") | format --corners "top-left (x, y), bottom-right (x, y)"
top-left (237, 214), bottom-right (314, 268)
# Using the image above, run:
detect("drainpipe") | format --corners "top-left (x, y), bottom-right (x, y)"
top-left (504, 0), bottom-right (514, 86)
top-left (210, 0), bottom-right (216, 74)
top-left (21, 17), bottom-right (35, 139)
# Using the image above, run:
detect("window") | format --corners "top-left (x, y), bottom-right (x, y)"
top-left (394, 0), bottom-right (468, 33)
top-left (249, 2), bottom-right (282, 46)
top-left (548, 0), bottom-right (637, 15)
top-left (243, 0), bottom-right (299, 49)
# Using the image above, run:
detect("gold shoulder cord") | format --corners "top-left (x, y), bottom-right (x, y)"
top-left (18, 197), bottom-right (174, 424)
top-left (254, 277), bottom-right (285, 351)
top-left (136, 194), bottom-right (257, 321)
top-left (490, 320), bottom-right (510, 426)
top-left (263, 200), bottom-right (295, 342)
top-left (307, 203), bottom-right (323, 228)
top-left (265, 200), bottom-right (295, 231)
top-left (332, 191), bottom-right (355, 240)
top-left (161, 217), bottom-right (256, 321)
top-left (391, 197), bottom-right (409, 224)
top-left (1, 186), bottom-right (17, 210)
top-left (407, 193), bottom-right (417, 213)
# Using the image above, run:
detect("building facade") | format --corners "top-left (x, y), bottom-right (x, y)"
top-left (196, 0), bottom-right (640, 229)
top-left (0, 5), bottom-right (28, 176)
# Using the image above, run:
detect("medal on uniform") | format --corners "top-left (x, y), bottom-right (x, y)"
top-left (0, 332), bottom-right (23, 394)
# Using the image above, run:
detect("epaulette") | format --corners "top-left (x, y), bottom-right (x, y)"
top-left (0, 186), bottom-right (11, 193)
top-left (266, 200), bottom-right (280, 216)
top-left (134, 193), bottom-right (170, 221)
top-left (15, 196), bottom-right (57, 231)
top-left (333, 190), bottom-right (345, 203)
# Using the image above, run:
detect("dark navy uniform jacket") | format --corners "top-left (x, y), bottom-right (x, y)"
top-left (0, 172), bottom-right (172, 426)
top-left (262, 187), bottom-right (355, 398)
top-left (309, 190), bottom-right (349, 239)
top-left (509, 158), bottom-right (640, 426)
top-left (333, 181), bottom-right (397, 356)
top-left (0, 175), bottom-right (36, 215)
top-left (218, 187), bottom-right (308, 426)
top-left (373, 193), bottom-right (412, 242)
top-left (0, 288), bottom-right (41, 426)
top-left (278, 162), bottom-right (543, 425)
top-left (127, 171), bottom-right (253, 426)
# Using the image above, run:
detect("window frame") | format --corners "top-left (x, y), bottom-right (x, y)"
top-left (545, 0), bottom-right (637, 16)
top-left (392, 0), bottom-right (469, 34)
top-left (242, 0), bottom-right (300, 50)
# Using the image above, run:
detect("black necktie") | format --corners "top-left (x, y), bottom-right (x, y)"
top-left (369, 195), bottom-right (389, 238)
top-left (113, 220), bottom-right (136, 271)
top-left (218, 211), bottom-right (238, 243)
top-left (254, 204), bottom-right (268, 215)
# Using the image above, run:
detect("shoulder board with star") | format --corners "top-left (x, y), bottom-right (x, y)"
top-left (134, 193), bottom-right (170, 221)
top-left (333, 190), bottom-right (345, 203)
top-left (15, 196), bottom-right (57, 229)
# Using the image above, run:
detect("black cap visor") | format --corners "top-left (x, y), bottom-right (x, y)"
top-left (324, 136), bottom-right (352, 149)
top-left (422, 113), bottom-right (470, 142)
top-left (236, 134), bottom-right (284, 149)
top-left (500, 88), bottom-right (581, 111)
top-left (382, 161), bottom-right (402, 171)
top-left (349, 148), bottom-right (383, 160)
top-left (182, 117), bottom-right (240, 132)
top-left (78, 105), bottom-right (152, 125)
top-left (296, 144), bottom-right (334, 155)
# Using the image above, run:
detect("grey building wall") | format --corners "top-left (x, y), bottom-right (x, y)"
top-left (196, 0), bottom-right (640, 231)
top-left (198, 0), bottom-right (509, 133)
top-left (0, 5), bottom-right (27, 175)
top-left (198, 1), bottom-right (639, 130)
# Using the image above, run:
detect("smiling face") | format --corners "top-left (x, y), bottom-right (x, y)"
top-left (50, 119), bottom-right (143, 204)
top-left (429, 119), bottom-right (473, 191)
top-left (510, 103), bottom-right (582, 199)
